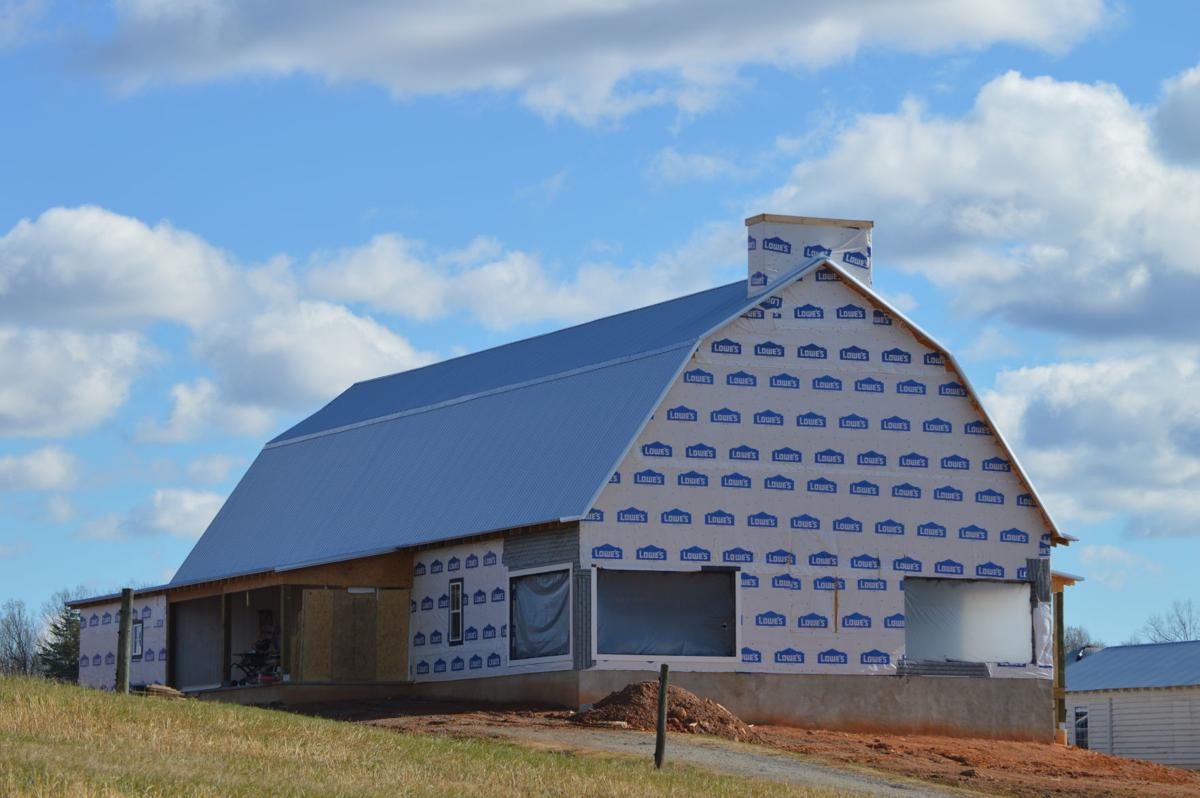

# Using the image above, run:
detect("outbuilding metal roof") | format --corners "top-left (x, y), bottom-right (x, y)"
top-left (1066, 641), bottom-right (1200, 692)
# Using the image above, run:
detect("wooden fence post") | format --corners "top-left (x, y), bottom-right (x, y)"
top-left (115, 588), bottom-right (133, 694)
top-left (654, 663), bottom-right (669, 769)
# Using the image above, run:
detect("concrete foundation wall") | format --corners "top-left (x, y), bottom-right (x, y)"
top-left (405, 668), bottom-right (580, 708)
top-left (581, 670), bottom-right (1053, 741)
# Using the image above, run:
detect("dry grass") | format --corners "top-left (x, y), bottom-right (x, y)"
top-left (0, 676), bottom-right (850, 797)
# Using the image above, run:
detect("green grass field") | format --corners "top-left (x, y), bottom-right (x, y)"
top-left (0, 676), bottom-right (847, 797)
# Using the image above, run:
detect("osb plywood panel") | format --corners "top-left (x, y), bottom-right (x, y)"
top-left (166, 551), bottom-right (414, 603)
top-left (376, 589), bottom-right (409, 681)
top-left (299, 589), bottom-right (333, 681)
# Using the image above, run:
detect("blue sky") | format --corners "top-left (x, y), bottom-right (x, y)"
top-left (2, 1), bottom-right (1199, 643)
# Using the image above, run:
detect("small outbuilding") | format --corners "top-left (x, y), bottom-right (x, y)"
top-left (1066, 641), bottom-right (1200, 768)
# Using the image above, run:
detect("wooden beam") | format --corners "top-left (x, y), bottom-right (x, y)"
top-left (1054, 590), bottom-right (1066, 726)
top-left (279, 585), bottom-right (290, 679)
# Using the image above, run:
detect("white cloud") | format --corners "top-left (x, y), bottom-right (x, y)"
top-left (91, 0), bottom-right (1109, 123)
top-left (963, 326), bottom-right (1021, 361)
top-left (0, 0), bottom-right (43, 49)
top-left (0, 446), bottom-right (79, 491)
top-left (648, 147), bottom-right (739, 183)
top-left (44, 494), bottom-right (75, 523)
top-left (80, 487), bottom-right (224, 540)
top-left (137, 378), bottom-right (274, 443)
top-left (1078, 544), bottom-right (1162, 589)
top-left (185, 453), bottom-right (243, 485)
top-left (983, 349), bottom-right (1200, 537)
top-left (763, 69), bottom-right (1200, 338)
top-left (0, 327), bottom-right (151, 437)
top-left (1156, 63), bottom-right (1200, 163)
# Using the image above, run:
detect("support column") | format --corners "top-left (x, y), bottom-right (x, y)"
top-left (1054, 589), bottom-right (1066, 728)
top-left (279, 585), bottom-right (290, 679)
top-left (220, 593), bottom-right (232, 686)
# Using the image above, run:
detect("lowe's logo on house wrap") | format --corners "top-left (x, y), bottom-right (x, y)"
top-left (775, 648), bottom-right (806, 665)
top-left (813, 375), bottom-right (842, 391)
top-left (861, 650), bottom-right (891, 666)
top-left (810, 550), bottom-right (838, 567)
top-left (420, 596), bottom-right (434, 611)
top-left (744, 306), bottom-right (764, 319)
top-left (763, 236), bottom-right (791, 254)
top-left (484, 551), bottom-right (497, 566)
top-left (487, 653), bottom-right (503, 668)
top-left (804, 243), bottom-right (832, 258)
top-left (593, 544), bottom-right (624, 560)
top-left (791, 513), bottom-right (820, 530)
top-left (795, 303), bottom-right (824, 319)
top-left (818, 648), bottom-right (849, 665)
top-left (447, 556), bottom-right (461, 572)
top-left (925, 352), bottom-right (946, 367)
top-left (893, 556), bottom-right (922, 573)
top-left (584, 508), bottom-right (604, 522)
top-left (741, 573), bottom-right (760, 588)
top-left (1019, 493), bottom-right (1037, 507)
top-left (918, 522), bottom-right (947, 538)
top-left (899, 453), bottom-right (928, 468)
top-left (940, 381), bottom-right (968, 397)
top-left (723, 547), bottom-right (754, 564)
top-left (855, 377), bottom-right (884, 393)
top-left (976, 489), bottom-right (1005, 505)
top-left (747, 234), bottom-right (756, 251)
top-left (797, 411), bottom-right (826, 428)
top-left (741, 647), bottom-right (763, 663)
top-left (469, 654), bottom-right (483, 670)
top-left (755, 341), bottom-right (785, 358)
top-left (1001, 528), bottom-right (1030, 544)
top-left (473, 590), bottom-right (487, 605)
top-left (667, 405), bottom-right (698, 422)
top-left (686, 444), bottom-right (716, 460)
top-left (637, 545), bottom-right (668, 561)
top-left (661, 508), bottom-right (692, 525)
top-left (730, 444), bottom-right (759, 461)
top-left (431, 560), bottom-right (443, 574)
top-left (882, 415), bottom-right (910, 432)
top-left (965, 420), bottom-right (992, 436)
top-left (706, 509), bottom-right (735, 526)
top-left (873, 309), bottom-right (893, 326)
top-left (808, 477), bottom-right (837, 494)
top-left (416, 661), bottom-right (430, 675)
top-left (814, 576), bottom-right (845, 591)
top-left (837, 304), bottom-right (866, 320)
top-left (858, 450), bottom-right (887, 467)
top-left (772, 573), bottom-right (802, 590)
top-left (413, 632), bottom-right (426, 647)
top-left (799, 612), bottom-right (829, 629)
top-left (882, 347), bottom-right (912, 364)
top-left (842, 612), bottom-right (871, 629)
top-left (634, 469), bottom-right (665, 485)
top-left (935, 559), bottom-right (964, 575)
top-left (850, 480), bottom-right (879, 496)
top-left (983, 457), bottom-right (1011, 472)
top-left (759, 295), bottom-right (783, 310)
top-left (610, 472), bottom-right (621, 484)
top-left (976, 561), bottom-right (1006, 578)
top-left (840, 414), bottom-right (868, 430)
top-left (816, 268), bottom-right (840, 281)
top-left (617, 507), bottom-right (648, 523)
top-left (642, 441), bottom-right (672, 457)
top-left (483, 624), bottom-right (497, 639)
top-left (773, 447), bottom-right (802, 463)
top-left (465, 626), bottom-right (478, 642)
top-left (897, 379), bottom-right (926, 395)
top-left (414, 562), bottom-right (426, 576)
top-left (765, 475), bottom-right (795, 491)
top-left (884, 613), bottom-right (905, 629)
top-left (751, 512), bottom-right (781, 529)
top-left (941, 454), bottom-right (970, 471)
top-left (711, 338), bottom-right (741, 355)
top-left (722, 472), bottom-right (752, 489)
top-left (876, 518), bottom-right (906, 535)
top-left (756, 611), bottom-right (786, 627)
top-left (770, 373), bottom-right (801, 389)
top-left (959, 524), bottom-right (988, 541)
top-left (728, 370), bottom-right (757, 387)
top-left (815, 448), bottom-right (845, 465)
top-left (833, 516), bottom-right (862, 533)
top-left (750, 271), bottom-right (768, 287)
top-left (711, 408), bottom-right (741, 424)
top-left (842, 250), bottom-right (869, 269)
top-left (465, 554), bottom-right (479, 569)
top-left (852, 553), bottom-right (881, 570)
top-left (430, 629), bottom-right (444, 644)
top-left (798, 343), bottom-right (827, 359)
top-left (840, 345), bottom-right (869, 362)
top-left (892, 482), bottom-right (922, 499)
top-left (765, 547), bottom-right (794, 564)
top-left (755, 410), bottom-right (784, 426)
top-left (935, 485), bottom-right (964, 502)
top-left (678, 470), bottom-right (709, 487)
top-left (684, 368), bottom-right (714, 385)
top-left (923, 418), bottom-right (952, 434)
top-left (859, 578), bottom-right (887, 591)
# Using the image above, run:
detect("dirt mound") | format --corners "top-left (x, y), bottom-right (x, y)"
top-left (575, 682), bottom-right (759, 742)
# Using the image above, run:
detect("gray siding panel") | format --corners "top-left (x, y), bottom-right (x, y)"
top-left (1068, 688), bottom-right (1200, 769)
top-left (502, 525), bottom-right (592, 669)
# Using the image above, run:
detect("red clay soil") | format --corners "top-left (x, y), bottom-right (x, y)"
top-left (760, 725), bottom-right (1200, 798)
top-left (575, 681), bottom-right (760, 742)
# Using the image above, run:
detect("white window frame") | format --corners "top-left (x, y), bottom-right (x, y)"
top-left (448, 578), bottom-right (464, 646)
top-left (590, 565), bottom-right (741, 666)
top-left (131, 618), bottom-right (144, 660)
top-left (507, 563), bottom-right (573, 669)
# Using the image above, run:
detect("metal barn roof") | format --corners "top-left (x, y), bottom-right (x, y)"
top-left (1066, 641), bottom-right (1200, 692)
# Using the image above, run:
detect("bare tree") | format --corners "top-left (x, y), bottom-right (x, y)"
top-left (1063, 625), bottom-right (1103, 652)
top-left (1138, 599), bottom-right (1200, 643)
top-left (0, 599), bottom-right (40, 675)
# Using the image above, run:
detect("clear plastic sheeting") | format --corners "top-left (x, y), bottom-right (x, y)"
top-left (904, 578), bottom-right (1032, 665)
top-left (1033, 601), bottom-right (1053, 667)
top-left (597, 569), bottom-right (735, 657)
top-left (510, 570), bottom-right (570, 660)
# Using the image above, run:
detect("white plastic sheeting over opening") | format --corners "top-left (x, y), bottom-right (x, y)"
top-left (510, 570), bottom-right (570, 660)
top-left (596, 569), bottom-right (735, 657)
top-left (904, 579), bottom-right (1032, 664)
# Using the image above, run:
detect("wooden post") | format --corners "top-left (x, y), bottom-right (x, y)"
top-left (654, 663), bottom-right (669, 769)
top-left (166, 601), bottom-right (176, 688)
top-left (115, 588), bottom-right (133, 694)
top-left (220, 593), bottom-right (232, 686)
top-left (279, 585), bottom-right (289, 680)
top-left (1054, 589), bottom-right (1066, 727)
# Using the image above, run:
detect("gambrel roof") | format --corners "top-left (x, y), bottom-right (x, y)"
top-left (172, 257), bottom-right (1067, 586)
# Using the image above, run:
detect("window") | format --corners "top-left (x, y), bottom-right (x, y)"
top-left (596, 569), bottom-right (735, 658)
top-left (509, 567), bottom-right (571, 661)
top-left (904, 578), bottom-right (1032, 663)
top-left (131, 619), bottom-right (144, 660)
top-left (448, 579), bottom-right (464, 646)
top-left (1074, 707), bottom-right (1089, 749)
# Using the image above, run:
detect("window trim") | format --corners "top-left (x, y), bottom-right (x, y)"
top-left (507, 563), bottom-right (573, 668)
top-left (448, 578), bottom-right (464, 647)
top-left (131, 618), bottom-right (144, 660)
top-left (590, 565), bottom-right (741, 665)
